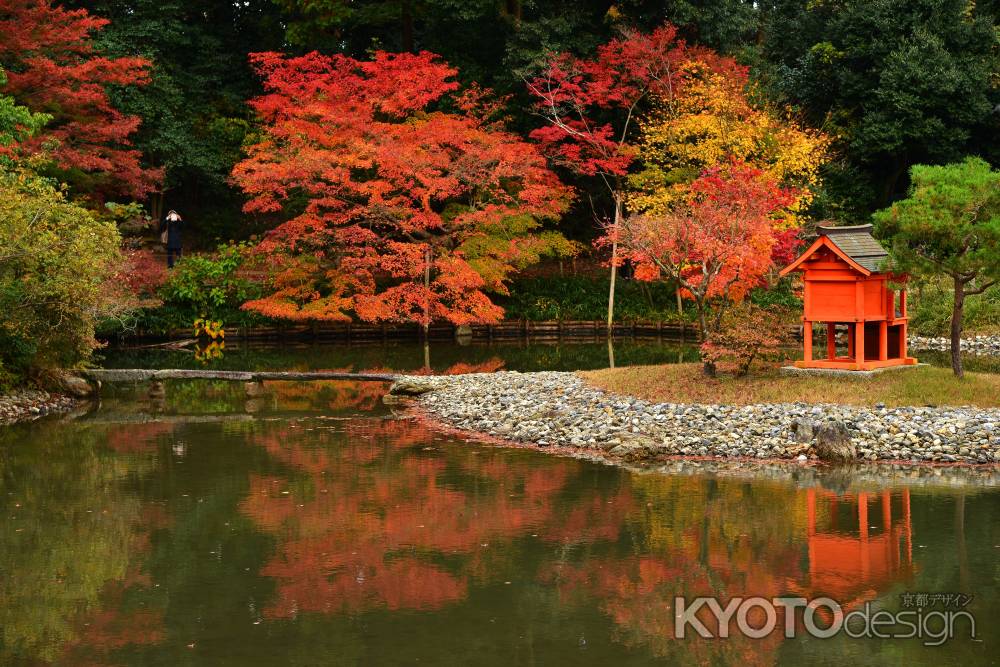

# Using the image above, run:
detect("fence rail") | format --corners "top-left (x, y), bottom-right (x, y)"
top-left (123, 319), bottom-right (701, 344)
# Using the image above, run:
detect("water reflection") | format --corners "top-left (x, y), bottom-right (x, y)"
top-left (805, 489), bottom-right (915, 608)
top-left (100, 339), bottom-right (703, 374)
top-left (0, 386), bottom-right (997, 665)
top-left (101, 339), bottom-right (989, 375)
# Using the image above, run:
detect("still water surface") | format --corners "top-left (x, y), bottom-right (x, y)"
top-left (1, 345), bottom-right (998, 665)
top-left (98, 337), bottom-right (1000, 374)
top-left (99, 338), bottom-right (700, 373)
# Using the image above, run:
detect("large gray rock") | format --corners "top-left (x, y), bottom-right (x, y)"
top-left (791, 418), bottom-right (816, 443)
top-left (244, 381), bottom-right (266, 397)
top-left (454, 325), bottom-right (473, 345)
top-left (813, 422), bottom-right (857, 462)
top-left (389, 377), bottom-right (445, 396)
top-left (53, 371), bottom-right (98, 398)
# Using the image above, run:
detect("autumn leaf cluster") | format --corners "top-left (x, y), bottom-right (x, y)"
top-left (233, 50), bottom-right (575, 325)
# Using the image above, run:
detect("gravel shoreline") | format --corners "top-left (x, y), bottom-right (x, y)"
top-left (910, 335), bottom-right (1000, 356)
top-left (0, 390), bottom-right (80, 426)
top-left (397, 371), bottom-right (1000, 466)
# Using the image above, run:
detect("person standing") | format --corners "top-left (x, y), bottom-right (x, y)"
top-left (159, 210), bottom-right (183, 268)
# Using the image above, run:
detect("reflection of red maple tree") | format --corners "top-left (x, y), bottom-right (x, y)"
top-left (258, 362), bottom-right (506, 412)
top-left (104, 422), bottom-right (176, 453)
top-left (76, 414), bottom-right (916, 662)
top-left (265, 377), bottom-right (391, 412)
top-left (60, 499), bottom-right (171, 663)
top-left (441, 359), bottom-right (506, 375)
top-left (66, 596), bottom-right (165, 653)
top-left (241, 418), bottom-right (624, 617)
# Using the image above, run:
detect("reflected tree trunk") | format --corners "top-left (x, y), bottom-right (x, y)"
top-left (956, 493), bottom-right (968, 591)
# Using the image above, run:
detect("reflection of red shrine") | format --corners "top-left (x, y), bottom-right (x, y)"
top-left (780, 224), bottom-right (918, 371)
top-left (805, 488), bottom-right (914, 608)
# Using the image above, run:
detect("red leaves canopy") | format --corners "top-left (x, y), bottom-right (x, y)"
top-left (620, 164), bottom-right (796, 304)
top-left (527, 24), bottom-right (736, 179)
top-left (0, 0), bottom-right (161, 199)
top-left (234, 50), bottom-right (573, 325)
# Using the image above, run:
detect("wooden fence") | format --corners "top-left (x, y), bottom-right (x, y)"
top-left (127, 319), bottom-right (701, 344)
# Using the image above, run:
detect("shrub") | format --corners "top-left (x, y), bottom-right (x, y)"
top-left (908, 280), bottom-right (1000, 336)
top-left (121, 248), bottom-right (168, 302)
top-left (699, 304), bottom-right (794, 377)
top-left (501, 275), bottom-right (691, 322)
top-left (0, 168), bottom-right (124, 383)
top-left (749, 277), bottom-right (801, 310)
top-left (133, 242), bottom-right (267, 333)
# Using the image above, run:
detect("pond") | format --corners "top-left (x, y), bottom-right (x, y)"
top-left (98, 338), bottom-right (1000, 375)
top-left (98, 338), bottom-right (702, 373)
top-left (1, 376), bottom-right (998, 665)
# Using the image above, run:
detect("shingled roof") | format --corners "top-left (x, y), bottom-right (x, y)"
top-left (818, 224), bottom-right (888, 273)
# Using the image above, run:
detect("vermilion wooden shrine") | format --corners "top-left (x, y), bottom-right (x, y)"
top-left (780, 224), bottom-right (918, 371)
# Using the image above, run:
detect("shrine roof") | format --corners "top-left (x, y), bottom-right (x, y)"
top-left (818, 224), bottom-right (889, 273)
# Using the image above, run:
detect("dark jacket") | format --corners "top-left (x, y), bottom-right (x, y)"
top-left (160, 216), bottom-right (183, 250)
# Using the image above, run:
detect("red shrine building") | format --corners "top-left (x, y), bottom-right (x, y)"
top-left (780, 224), bottom-right (918, 371)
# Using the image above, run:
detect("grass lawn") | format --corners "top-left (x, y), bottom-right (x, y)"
top-left (579, 363), bottom-right (1000, 408)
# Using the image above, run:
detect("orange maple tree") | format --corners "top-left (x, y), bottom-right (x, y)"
top-left (527, 24), bottom-right (739, 329)
top-left (0, 0), bottom-right (161, 199)
top-left (233, 50), bottom-right (574, 329)
top-left (617, 163), bottom-right (795, 347)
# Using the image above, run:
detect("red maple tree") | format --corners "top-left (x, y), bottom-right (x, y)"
top-left (527, 24), bottom-right (739, 330)
top-left (233, 50), bottom-right (574, 329)
top-left (617, 164), bottom-right (795, 345)
top-left (0, 0), bottom-right (160, 199)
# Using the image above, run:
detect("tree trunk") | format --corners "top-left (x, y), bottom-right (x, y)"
top-left (879, 154), bottom-right (908, 207)
top-left (951, 276), bottom-right (965, 377)
top-left (607, 195), bottom-right (621, 334)
top-left (151, 192), bottom-right (164, 224)
top-left (697, 305), bottom-right (715, 376)
top-left (642, 282), bottom-right (654, 309)
top-left (696, 303), bottom-right (708, 342)
top-left (423, 246), bottom-right (432, 340)
top-left (401, 0), bottom-right (415, 53)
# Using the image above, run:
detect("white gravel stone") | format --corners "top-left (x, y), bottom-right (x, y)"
top-left (0, 390), bottom-right (78, 426)
top-left (909, 335), bottom-right (1000, 356)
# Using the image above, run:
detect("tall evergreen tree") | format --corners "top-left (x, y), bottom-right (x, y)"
top-left (64, 0), bottom-right (285, 237)
top-left (760, 0), bottom-right (999, 217)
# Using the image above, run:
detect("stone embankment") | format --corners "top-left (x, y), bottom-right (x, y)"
top-left (392, 371), bottom-right (1000, 466)
top-left (0, 372), bottom-right (98, 427)
top-left (909, 335), bottom-right (1000, 355)
top-left (0, 390), bottom-right (79, 426)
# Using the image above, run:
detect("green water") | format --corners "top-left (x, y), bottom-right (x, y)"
top-left (2, 348), bottom-right (999, 665)
top-left (98, 338), bottom-right (997, 374)
top-left (99, 339), bottom-right (701, 373)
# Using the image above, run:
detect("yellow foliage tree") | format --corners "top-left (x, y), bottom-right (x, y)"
top-left (629, 60), bottom-right (831, 225)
